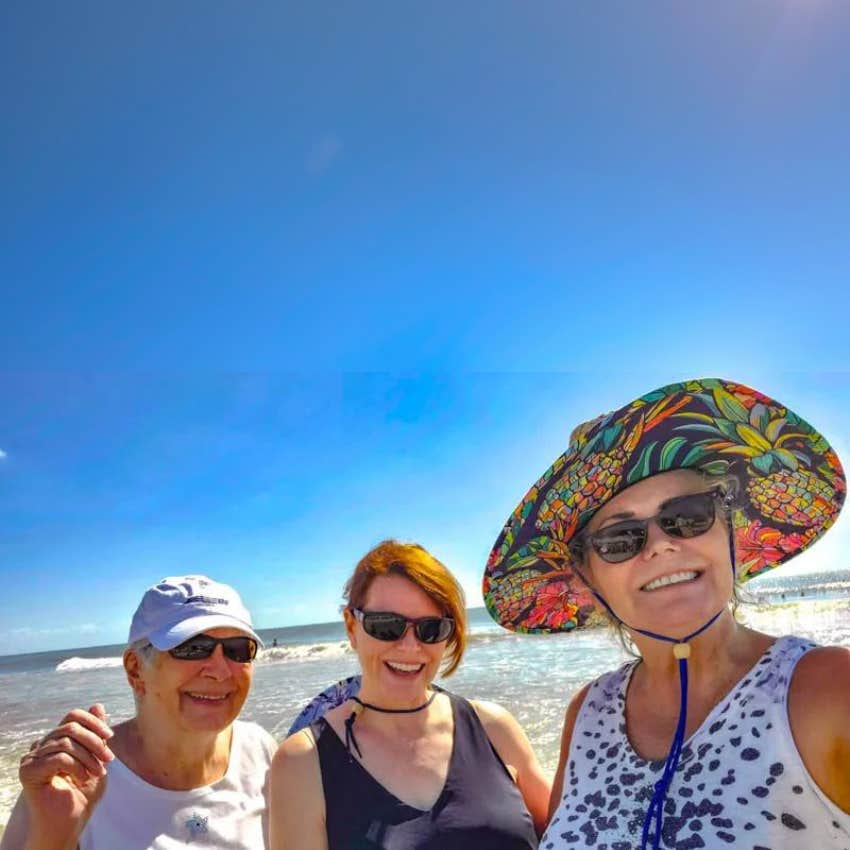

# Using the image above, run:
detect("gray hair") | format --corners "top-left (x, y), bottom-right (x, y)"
top-left (127, 638), bottom-right (159, 666)
top-left (126, 639), bottom-right (160, 710)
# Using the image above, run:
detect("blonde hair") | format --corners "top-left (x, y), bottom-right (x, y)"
top-left (344, 540), bottom-right (468, 676)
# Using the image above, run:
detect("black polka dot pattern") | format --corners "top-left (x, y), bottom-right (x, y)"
top-left (541, 637), bottom-right (850, 850)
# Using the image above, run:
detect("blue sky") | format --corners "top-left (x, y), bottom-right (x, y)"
top-left (1, 2), bottom-right (849, 653)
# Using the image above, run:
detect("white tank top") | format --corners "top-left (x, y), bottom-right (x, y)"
top-left (80, 720), bottom-right (276, 850)
top-left (543, 635), bottom-right (850, 850)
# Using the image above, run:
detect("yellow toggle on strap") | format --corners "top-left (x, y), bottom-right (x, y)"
top-left (673, 643), bottom-right (691, 660)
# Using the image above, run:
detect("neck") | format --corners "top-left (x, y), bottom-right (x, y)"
top-left (629, 614), bottom-right (769, 698)
top-left (113, 715), bottom-right (233, 790)
top-left (356, 678), bottom-right (434, 711)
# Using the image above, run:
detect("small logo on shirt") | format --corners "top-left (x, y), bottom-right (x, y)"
top-left (185, 813), bottom-right (209, 841)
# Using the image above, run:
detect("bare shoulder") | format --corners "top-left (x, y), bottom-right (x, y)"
top-left (789, 645), bottom-right (850, 722)
top-left (788, 644), bottom-right (850, 812)
top-left (469, 699), bottom-right (527, 747)
top-left (273, 727), bottom-right (318, 765)
top-left (468, 699), bottom-right (537, 769)
top-left (270, 730), bottom-right (323, 806)
top-left (269, 728), bottom-right (327, 850)
top-left (469, 698), bottom-right (515, 726)
top-left (271, 727), bottom-right (322, 790)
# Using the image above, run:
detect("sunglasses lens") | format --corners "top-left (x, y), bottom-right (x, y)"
top-left (415, 617), bottom-right (454, 644)
top-left (170, 635), bottom-right (216, 659)
top-left (362, 613), bottom-right (408, 642)
top-left (591, 523), bottom-right (647, 563)
top-left (169, 635), bottom-right (257, 662)
top-left (659, 494), bottom-right (715, 538)
top-left (223, 637), bottom-right (258, 663)
top-left (589, 492), bottom-right (720, 563)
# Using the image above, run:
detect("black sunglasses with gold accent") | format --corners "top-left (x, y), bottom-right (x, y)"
top-left (584, 489), bottom-right (732, 564)
top-left (353, 609), bottom-right (455, 644)
top-left (167, 634), bottom-right (258, 663)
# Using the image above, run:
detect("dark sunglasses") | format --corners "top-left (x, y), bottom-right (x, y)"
top-left (352, 609), bottom-right (455, 644)
top-left (168, 634), bottom-right (258, 663)
top-left (584, 489), bottom-right (728, 564)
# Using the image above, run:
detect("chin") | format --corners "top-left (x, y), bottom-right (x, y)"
top-left (182, 713), bottom-right (239, 734)
top-left (640, 600), bottom-right (728, 637)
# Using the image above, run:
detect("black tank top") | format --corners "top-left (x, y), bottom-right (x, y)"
top-left (312, 691), bottom-right (538, 850)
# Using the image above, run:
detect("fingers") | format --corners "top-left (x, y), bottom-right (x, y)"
top-left (29, 732), bottom-right (110, 776)
top-left (20, 706), bottom-right (115, 789)
top-left (20, 744), bottom-right (101, 789)
top-left (57, 707), bottom-right (114, 745)
top-left (89, 703), bottom-right (108, 723)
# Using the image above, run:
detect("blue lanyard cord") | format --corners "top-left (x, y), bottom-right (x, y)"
top-left (567, 524), bottom-right (737, 848)
top-left (641, 655), bottom-right (689, 850)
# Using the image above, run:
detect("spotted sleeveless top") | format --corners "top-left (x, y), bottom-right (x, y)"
top-left (543, 635), bottom-right (850, 850)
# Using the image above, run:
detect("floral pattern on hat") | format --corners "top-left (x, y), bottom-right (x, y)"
top-left (484, 378), bottom-right (846, 633)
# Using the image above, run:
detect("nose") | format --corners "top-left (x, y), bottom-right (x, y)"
top-left (640, 518), bottom-right (680, 560)
top-left (200, 644), bottom-right (232, 678)
top-left (396, 623), bottom-right (421, 649)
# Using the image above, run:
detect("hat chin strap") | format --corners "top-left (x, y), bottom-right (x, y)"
top-left (575, 526), bottom-right (737, 850)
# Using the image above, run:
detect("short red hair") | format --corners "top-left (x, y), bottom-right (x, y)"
top-left (344, 540), bottom-right (467, 676)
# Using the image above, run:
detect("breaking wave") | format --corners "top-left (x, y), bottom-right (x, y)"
top-left (56, 656), bottom-right (123, 673)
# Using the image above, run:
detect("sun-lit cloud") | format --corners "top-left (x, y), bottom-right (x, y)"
top-left (0, 449), bottom-right (7, 459)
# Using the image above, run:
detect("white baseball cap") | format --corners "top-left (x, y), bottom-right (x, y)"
top-left (128, 575), bottom-right (263, 650)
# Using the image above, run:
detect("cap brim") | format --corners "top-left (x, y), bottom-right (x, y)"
top-left (148, 614), bottom-right (264, 650)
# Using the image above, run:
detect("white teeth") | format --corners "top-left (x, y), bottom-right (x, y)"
top-left (187, 693), bottom-right (227, 701)
top-left (642, 571), bottom-right (699, 591)
top-left (386, 661), bottom-right (422, 673)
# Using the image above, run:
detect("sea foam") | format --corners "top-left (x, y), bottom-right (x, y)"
top-left (55, 656), bottom-right (123, 672)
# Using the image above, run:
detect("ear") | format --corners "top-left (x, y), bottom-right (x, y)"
top-left (343, 608), bottom-right (358, 649)
top-left (123, 648), bottom-right (146, 697)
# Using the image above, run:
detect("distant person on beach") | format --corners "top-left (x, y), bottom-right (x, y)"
top-left (1, 575), bottom-right (275, 850)
top-left (483, 378), bottom-right (850, 849)
top-left (270, 540), bottom-right (550, 849)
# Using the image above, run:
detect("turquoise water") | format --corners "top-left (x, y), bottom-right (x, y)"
top-left (2, 597), bottom-right (849, 828)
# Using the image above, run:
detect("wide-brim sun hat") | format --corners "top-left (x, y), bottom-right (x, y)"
top-left (483, 378), bottom-right (846, 634)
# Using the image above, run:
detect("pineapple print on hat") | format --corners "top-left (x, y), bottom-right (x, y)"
top-left (673, 382), bottom-right (843, 531)
top-left (483, 378), bottom-right (846, 634)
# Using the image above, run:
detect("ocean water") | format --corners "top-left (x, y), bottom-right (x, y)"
top-left (2, 590), bottom-right (849, 830)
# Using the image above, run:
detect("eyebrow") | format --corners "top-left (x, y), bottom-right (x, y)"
top-left (600, 510), bottom-right (637, 522)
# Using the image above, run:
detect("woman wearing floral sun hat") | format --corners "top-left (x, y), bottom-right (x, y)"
top-left (483, 378), bottom-right (849, 850)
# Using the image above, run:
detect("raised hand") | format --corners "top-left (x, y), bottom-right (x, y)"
top-left (16, 704), bottom-right (114, 850)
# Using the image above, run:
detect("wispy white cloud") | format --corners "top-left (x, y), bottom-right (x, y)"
top-left (0, 449), bottom-right (7, 459)
top-left (6, 622), bottom-right (101, 638)
top-left (306, 135), bottom-right (343, 174)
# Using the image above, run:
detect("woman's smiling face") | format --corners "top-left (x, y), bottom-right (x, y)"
top-left (345, 573), bottom-right (447, 703)
top-left (129, 626), bottom-right (255, 734)
top-left (583, 469), bottom-right (734, 635)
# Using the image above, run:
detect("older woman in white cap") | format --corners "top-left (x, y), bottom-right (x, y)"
top-left (1, 575), bottom-right (276, 850)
